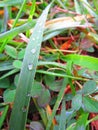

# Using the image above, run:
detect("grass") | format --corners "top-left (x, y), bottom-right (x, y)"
top-left (0, 0), bottom-right (98, 130)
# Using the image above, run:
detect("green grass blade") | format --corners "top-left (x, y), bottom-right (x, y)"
top-left (37, 70), bottom-right (89, 81)
top-left (74, 0), bottom-right (81, 14)
top-left (58, 100), bottom-right (66, 130)
top-left (0, 69), bottom-right (19, 80)
top-left (0, 0), bottom-right (23, 7)
top-left (26, 0), bottom-right (36, 37)
top-left (81, 0), bottom-right (98, 18)
top-left (61, 54), bottom-right (98, 71)
top-left (46, 78), bottom-right (69, 130)
top-left (0, 21), bottom-right (36, 42)
top-left (0, 105), bottom-right (9, 129)
top-left (12, 0), bottom-right (27, 28)
top-left (9, 4), bottom-right (51, 130)
top-left (93, 0), bottom-right (98, 13)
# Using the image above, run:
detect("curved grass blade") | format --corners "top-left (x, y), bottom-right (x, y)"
top-left (0, 69), bottom-right (19, 80)
top-left (0, 21), bottom-right (36, 42)
top-left (0, 15), bottom-right (92, 43)
top-left (61, 54), bottom-right (98, 71)
top-left (9, 4), bottom-right (51, 130)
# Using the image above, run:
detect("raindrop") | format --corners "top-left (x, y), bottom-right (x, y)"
top-left (31, 48), bottom-right (36, 54)
top-left (22, 107), bottom-right (27, 112)
top-left (28, 64), bottom-right (33, 70)
top-left (27, 93), bottom-right (31, 97)
top-left (39, 23), bottom-right (43, 26)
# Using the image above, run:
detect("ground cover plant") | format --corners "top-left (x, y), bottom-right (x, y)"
top-left (0, 0), bottom-right (98, 130)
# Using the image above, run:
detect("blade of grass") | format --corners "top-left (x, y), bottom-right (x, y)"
top-left (66, 61), bottom-right (76, 95)
top-left (93, 0), bottom-right (98, 13)
top-left (0, 61), bottom-right (66, 79)
top-left (26, 0), bottom-right (36, 37)
top-left (0, 20), bottom-right (36, 42)
top-left (3, 6), bottom-right (9, 32)
top-left (0, 0), bottom-right (34, 53)
top-left (0, 0), bottom-right (23, 7)
top-left (12, 0), bottom-right (27, 28)
top-left (0, 105), bottom-right (9, 129)
top-left (0, 69), bottom-right (19, 80)
top-left (74, 0), bottom-right (81, 14)
top-left (87, 115), bottom-right (98, 125)
top-left (33, 98), bottom-right (48, 126)
top-left (46, 78), bottom-right (69, 130)
top-left (58, 100), bottom-right (66, 130)
top-left (37, 70), bottom-right (89, 81)
top-left (9, 4), bottom-right (51, 130)
top-left (56, 0), bottom-right (66, 9)
top-left (81, 0), bottom-right (98, 18)
top-left (0, 15), bottom-right (92, 43)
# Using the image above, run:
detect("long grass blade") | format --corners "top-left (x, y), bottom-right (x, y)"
top-left (0, 21), bottom-right (36, 42)
top-left (46, 78), bottom-right (69, 130)
top-left (9, 4), bottom-right (51, 130)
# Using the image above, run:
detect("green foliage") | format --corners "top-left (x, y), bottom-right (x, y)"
top-left (3, 89), bottom-right (16, 103)
top-left (5, 45), bottom-right (17, 59)
top-left (61, 54), bottom-right (98, 71)
top-left (0, 105), bottom-right (9, 129)
top-left (72, 94), bottom-right (82, 111)
top-left (0, 78), bottom-right (10, 88)
top-left (9, 4), bottom-right (51, 130)
top-left (0, 0), bottom-right (23, 7)
top-left (83, 96), bottom-right (98, 113)
top-left (82, 80), bottom-right (97, 95)
top-left (0, 0), bottom-right (98, 130)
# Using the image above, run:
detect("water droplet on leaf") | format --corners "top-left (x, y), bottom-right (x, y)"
top-left (31, 48), bottom-right (36, 54)
top-left (22, 107), bottom-right (27, 112)
top-left (28, 64), bottom-right (33, 70)
top-left (27, 93), bottom-right (31, 97)
top-left (39, 23), bottom-right (43, 26)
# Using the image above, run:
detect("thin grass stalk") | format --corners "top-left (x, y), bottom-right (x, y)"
top-left (46, 78), bottom-right (69, 130)
top-left (12, 0), bottom-right (27, 28)
top-left (9, 4), bottom-right (51, 130)
top-left (0, 105), bottom-right (9, 129)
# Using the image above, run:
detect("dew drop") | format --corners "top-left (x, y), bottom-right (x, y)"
top-left (28, 64), bottom-right (33, 70)
top-left (22, 107), bottom-right (27, 112)
top-left (31, 48), bottom-right (36, 54)
top-left (27, 93), bottom-right (31, 97)
top-left (39, 23), bottom-right (43, 26)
